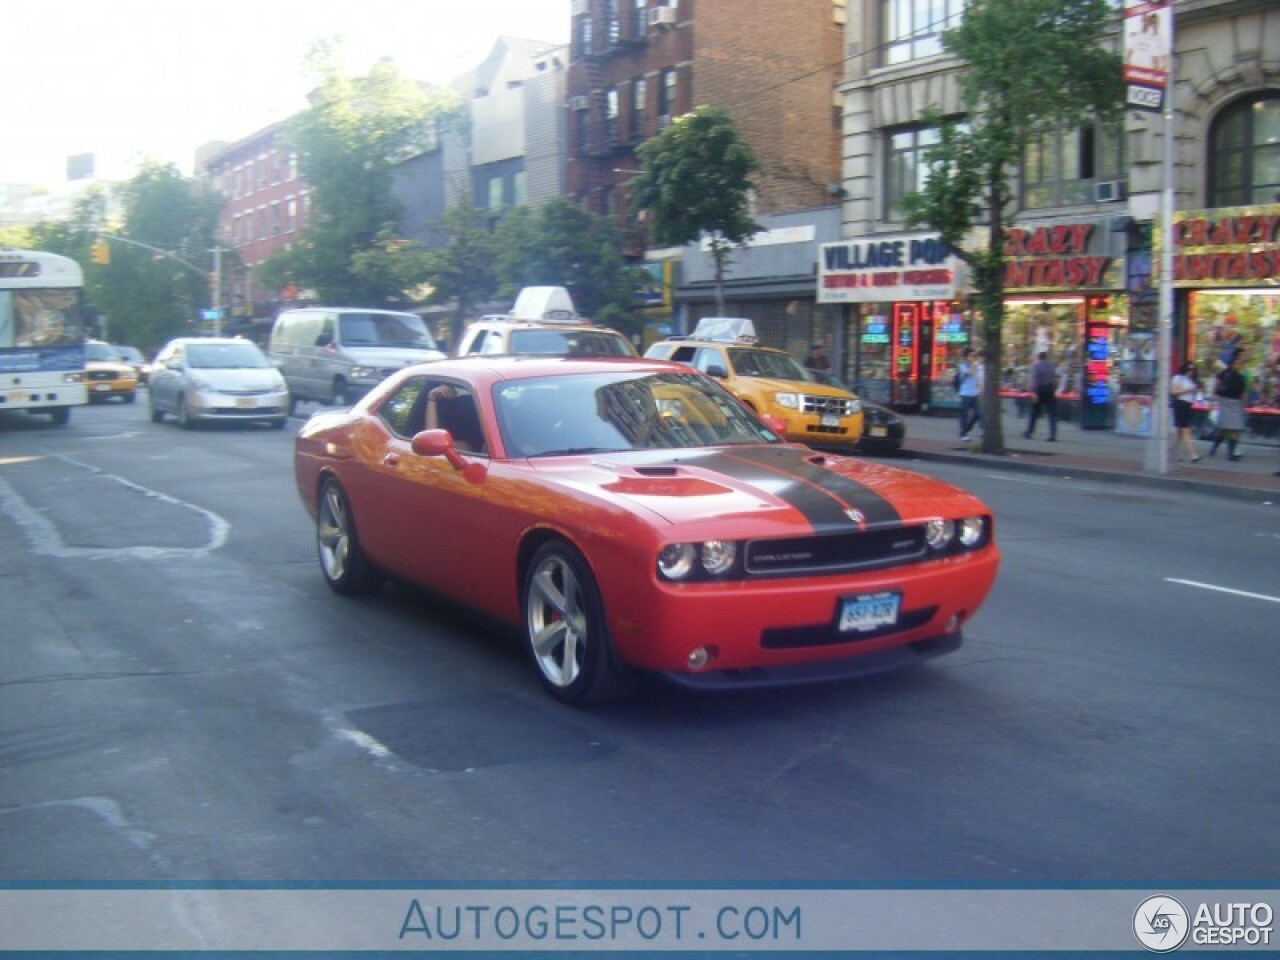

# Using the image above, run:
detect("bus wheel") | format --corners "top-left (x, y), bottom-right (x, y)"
top-left (49, 407), bottom-right (71, 426)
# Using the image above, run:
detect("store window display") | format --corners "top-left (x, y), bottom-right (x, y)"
top-left (1189, 291), bottom-right (1280, 405)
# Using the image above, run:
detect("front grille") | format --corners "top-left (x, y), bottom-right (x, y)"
top-left (802, 394), bottom-right (856, 417)
top-left (86, 370), bottom-right (116, 382)
top-left (745, 527), bottom-right (926, 577)
top-left (219, 388), bottom-right (275, 397)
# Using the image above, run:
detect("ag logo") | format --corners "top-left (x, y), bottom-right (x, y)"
top-left (1134, 895), bottom-right (1190, 952)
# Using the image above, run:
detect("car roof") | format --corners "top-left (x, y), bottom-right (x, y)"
top-left (650, 336), bottom-right (789, 355)
top-left (164, 336), bottom-right (262, 347)
top-left (406, 354), bottom-right (686, 384)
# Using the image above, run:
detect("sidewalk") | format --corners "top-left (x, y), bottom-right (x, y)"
top-left (895, 410), bottom-right (1280, 502)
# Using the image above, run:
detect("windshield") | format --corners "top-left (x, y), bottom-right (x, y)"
top-left (115, 345), bottom-right (143, 363)
top-left (0, 289), bottom-right (86, 349)
top-left (339, 312), bottom-right (437, 349)
top-left (508, 328), bottom-right (636, 357)
top-left (187, 342), bottom-right (271, 369)
top-left (727, 347), bottom-right (811, 381)
top-left (84, 342), bottom-right (122, 362)
top-left (495, 371), bottom-right (780, 458)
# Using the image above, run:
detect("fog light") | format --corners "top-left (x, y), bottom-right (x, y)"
top-left (686, 646), bottom-right (717, 671)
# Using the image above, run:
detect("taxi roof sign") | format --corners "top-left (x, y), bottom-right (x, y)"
top-left (692, 316), bottom-right (756, 341)
top-left (510, 286), bottom-right (579, 323)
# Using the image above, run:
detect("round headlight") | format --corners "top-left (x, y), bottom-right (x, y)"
top-left (658, 543), bottom-right (697, 580)
top-left (848, 397), bottom-right (862, 413)
top-left (700, 540), bottom-right (737, 576)
top-left (773, 392), bottom-right (802, 410)
top-left (924, 518), bottom-right (955, 551)
top-left (958, 516), bottom-right (985, 547)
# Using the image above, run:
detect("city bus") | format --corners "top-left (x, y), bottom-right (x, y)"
top-left (0, 249), bottom-right (89, 424)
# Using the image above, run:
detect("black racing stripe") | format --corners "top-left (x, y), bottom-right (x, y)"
top-left (689, 447), bottom-right (902, 531)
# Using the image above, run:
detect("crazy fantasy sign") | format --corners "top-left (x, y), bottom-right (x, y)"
top-left (817, 233), bottom-right (962, 303)
top-left (1170, 204), bottom-right (1280, 287)
top-left (1003, 219), bottom-right (1117, 291)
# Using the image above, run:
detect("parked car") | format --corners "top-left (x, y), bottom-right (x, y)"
top-left (149, 337), bottom-right (289, 429)
top-left (268, 307), bottom-right (445, 410)
top-left (805, 369), bottom-right (905, 454)
top-left (644, 318), bottom-right (864, 449)
top-left (294, 356), bottom-right (999, 705)
top-left (113, 344), bottom-right (147, 383)
top-left (456, 286), bottom-right (637, 358)
top-left (83, 340), bottom-right (138, 403)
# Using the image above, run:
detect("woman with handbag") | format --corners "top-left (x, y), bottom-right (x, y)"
top-left (1169, 361), bottom-right (1201, 462)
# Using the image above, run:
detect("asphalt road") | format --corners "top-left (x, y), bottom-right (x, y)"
top-left (2, 399), bottom-right (1277, 885)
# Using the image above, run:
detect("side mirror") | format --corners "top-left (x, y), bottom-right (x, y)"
top-left (705, 364), bottom-right (728, 378)
top-left (411, 429), bottom-right (486, 483)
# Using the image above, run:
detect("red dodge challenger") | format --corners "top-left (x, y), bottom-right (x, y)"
top-left (294, 356), bottom-right (999, 705)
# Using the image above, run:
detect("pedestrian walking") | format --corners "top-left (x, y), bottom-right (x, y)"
top-left (1169, 361), bottom-right (1202, 462)
top-left (957, 348), bottom-right (983, 441)
top-left (1023, 350), bottom-right (1058, 441)
top-left (1208, 350), bottom-right (1247, 461)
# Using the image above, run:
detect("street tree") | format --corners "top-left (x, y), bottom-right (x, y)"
top-left (262, 44), bottom-right (463, 306)
top-left (901, 0), bottom-right (1122, 454)
top-left (421, 203), bottom-right (500, 351)
top-left (494, 197), bottom-right (641, 335)
top-left (629, 106), bottom-right (761, 316)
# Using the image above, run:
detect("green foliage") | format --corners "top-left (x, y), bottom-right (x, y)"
top-left (421, 204), bottom-right (500, 350)
top-left (630, 105), bottom-right (761, 314)
top-left (900, 0), bottom-right (1122, 453)
top-left (263, 46), bottom-right (464, 306)
top-left (493, 197), bottom-right (641, 332)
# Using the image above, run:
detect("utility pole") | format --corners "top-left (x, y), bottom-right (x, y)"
top-left (211, 246), bottom-right (223, 337)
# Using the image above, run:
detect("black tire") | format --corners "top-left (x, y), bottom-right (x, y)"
top-left (287, 394), bottom-right (298, 417)
top-left (315, 478), bottom-right (381, 595)
top-left (49, 407), bottom-right (71, 426)
top-left (269, 417), bottom-right (287, 430)
top-left (177, 395), bottom-right (196, 429)
top-left (332, 379), bottom-right (352, 406)
top-left (123, 392), bottom-right (136, 404)
top-left (522, 540), bottom-right (632, 705)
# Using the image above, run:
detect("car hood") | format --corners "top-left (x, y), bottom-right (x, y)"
top-left (342, 346), bottom-right (445, 366)
top-left (191, 368), bottom-right (283, 390)
top-left (740, 375), bottom-right (851, 398)
top-left (537, 445), bottom-right (983, 532)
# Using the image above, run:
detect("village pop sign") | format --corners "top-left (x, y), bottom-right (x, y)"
top-left (818, 233), bottom-right (964, 304)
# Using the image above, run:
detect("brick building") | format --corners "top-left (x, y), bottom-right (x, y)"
top-left (566, 0), bottom-right (849, 347)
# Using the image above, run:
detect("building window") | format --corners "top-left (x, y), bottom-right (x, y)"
top-left (1208, 93), bottom-right (1280, 208)
top-left (270, 202), bottom-right (281, 236)
top-left (488, 176), bottom-right (504, 209)
top-left (574, 108), bottom-right (590, 157)
top-left (883, 0), bottom-right (967, 66)
top-left (606, 86), bottom-right (620, 144)
top-left (658, 68), bottom-right (677, 123)
top-left (1022, 120), bottom-right (1124, 209)
top-left (633, 0), bottom-right (648, 38)
top-left (604, 0), bottom-right (620, 45)
top-left (630, 77), bottom-right (646, 140)
top-left (286, 197), bottom-right (297, 233)
top-left (513, 171), bottom-right (527, 206)
top-left (885, 125), bottom-right (940, 221)
top-left (575, 13), bottom-right (592, 57)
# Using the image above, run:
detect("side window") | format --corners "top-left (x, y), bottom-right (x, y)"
top-left (379, 378), bottom-right (428, 438)
top-left (669, 345), bottom-right (697, 364)
top-left (694, 347), bottom-right (728, 377)
top-left (424, 380), bottom-right (487, 455)
top-left (480, 330), bottom-right (506, 355)
top-left (461, 329), bottom-right (485, 356)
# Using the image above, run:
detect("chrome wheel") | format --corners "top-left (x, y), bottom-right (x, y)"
top-left (316, 479), bottom-right (379, 594)
top-left (523, 542), bottom-right (630, 704)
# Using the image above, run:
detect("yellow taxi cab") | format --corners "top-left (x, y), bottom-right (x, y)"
top-left (644, 319), bottom-right (864, 449)
top-left (456, 286), bottom-right (637, 358)
top-left (84, 340), bottom-right (138, 403)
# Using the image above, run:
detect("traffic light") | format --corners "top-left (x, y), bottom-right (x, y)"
top-left (90, 240), bottom-right (110, 265)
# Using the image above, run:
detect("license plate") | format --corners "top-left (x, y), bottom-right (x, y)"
top-left (838, 591), bottom-right (901, 633)
top-left (93, 383), bottom-right (112, 392)
top-left (869, 426), bottom-right (887, 437)
top-left (235, 398), bottom-right (257, 408)
top-left (821, 414), bottom-right (841, 428)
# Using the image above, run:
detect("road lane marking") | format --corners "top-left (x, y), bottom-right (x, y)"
top-left (1165, 578), bottom-right (1280, 604)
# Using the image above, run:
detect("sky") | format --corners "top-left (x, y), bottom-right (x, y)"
top-left (3, 0), bottom-right (570, 186)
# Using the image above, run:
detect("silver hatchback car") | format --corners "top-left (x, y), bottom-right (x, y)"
top-left (148, 337), bottom-right (290, 429)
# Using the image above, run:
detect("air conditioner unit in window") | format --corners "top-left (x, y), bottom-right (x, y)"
top-left (649, 6), bottom-right (677, 28)
top-left (569, 95), bottom-right (590, 111)
top-left (1094, 180), bottom-right (1127, 203)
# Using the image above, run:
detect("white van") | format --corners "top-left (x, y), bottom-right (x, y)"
top-left (269, 307), bottom-right (445, 409)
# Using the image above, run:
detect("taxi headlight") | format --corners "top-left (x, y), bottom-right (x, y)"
top-left (958, 516), bottom-right (986, 547)
top-left (848, 397), bottom-right (862, 414)
top-left (774, 392), bottom-right (802, 410)
top-left (924, 518), bottom-right (956, 551)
